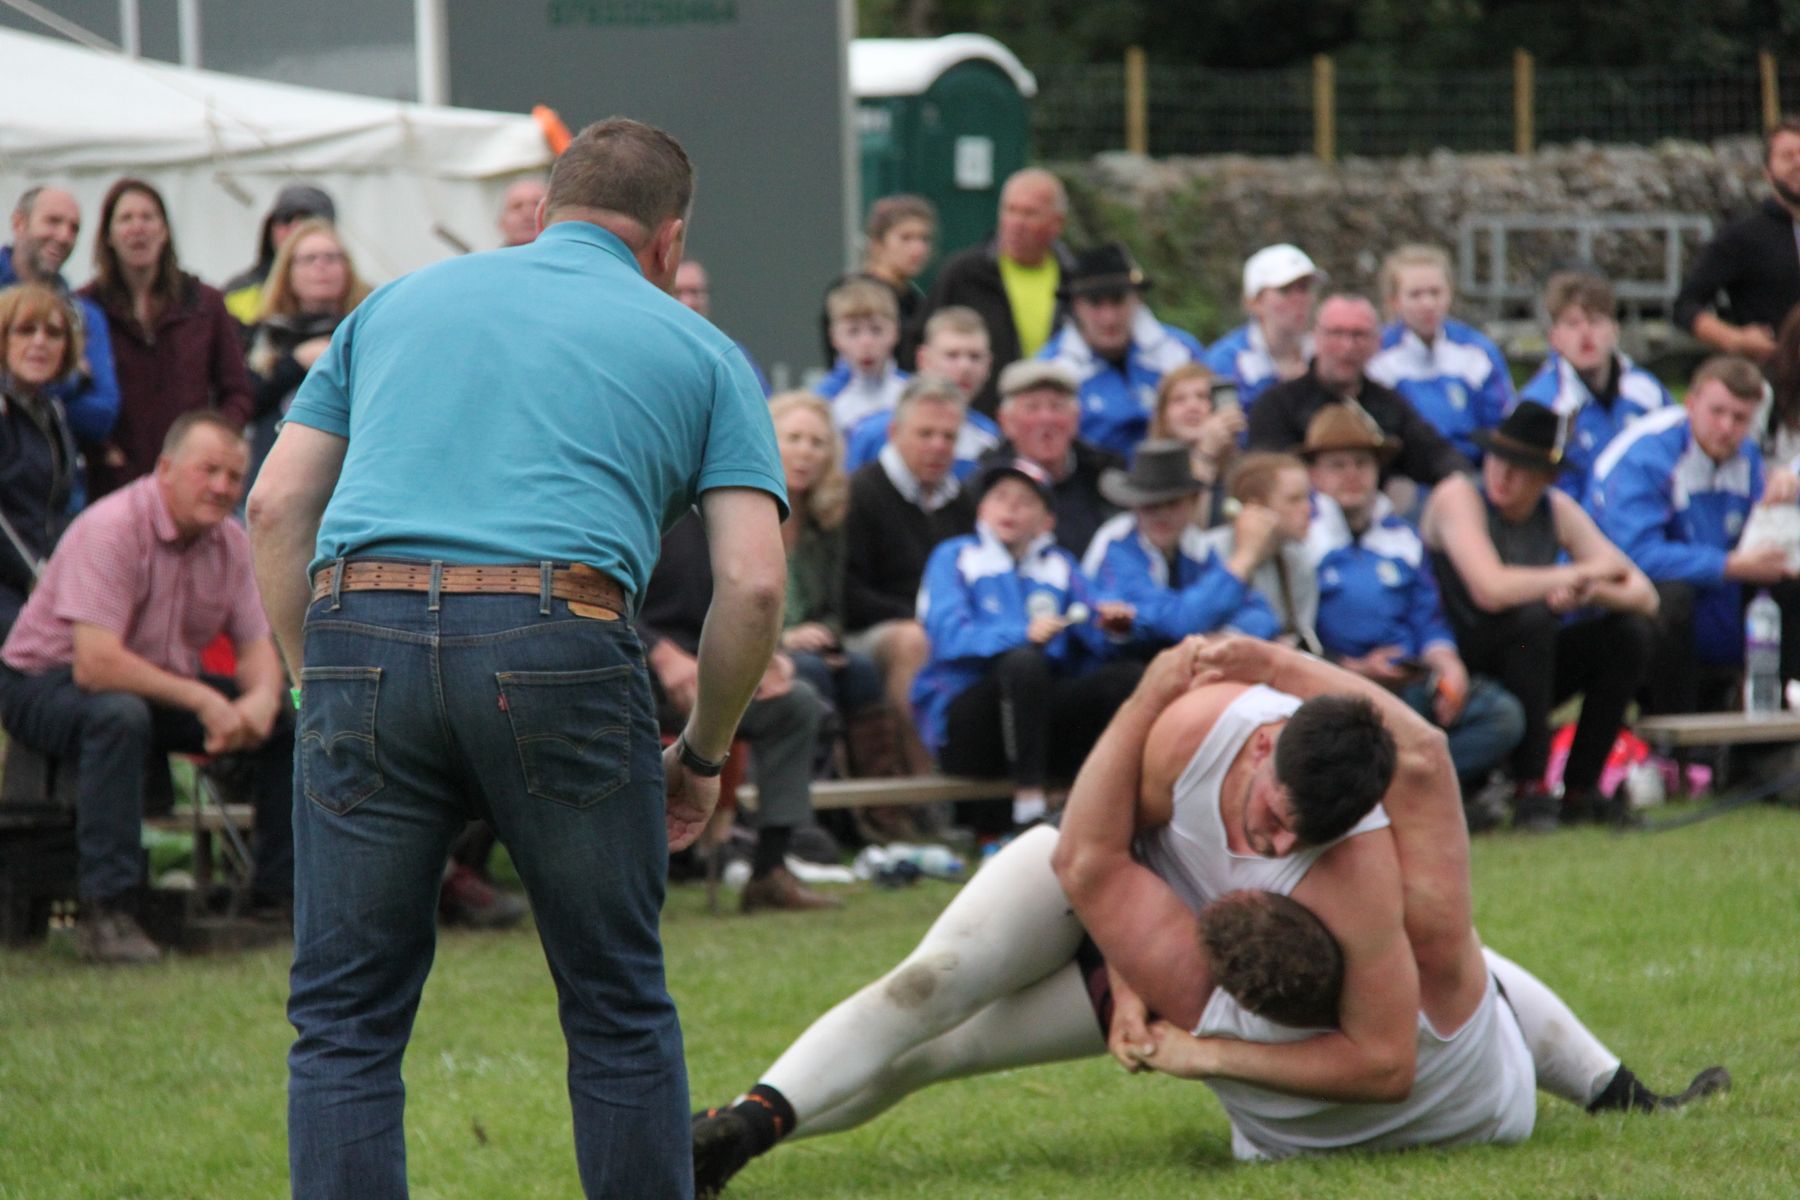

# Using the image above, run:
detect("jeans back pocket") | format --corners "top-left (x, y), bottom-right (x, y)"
top-left (298, 666), bottom-right (385, 816)
top-left (497, 665), bottom-right (634, 809)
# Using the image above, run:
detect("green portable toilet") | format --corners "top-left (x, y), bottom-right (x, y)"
top-left (851, 34), bottom-right (1036, 285)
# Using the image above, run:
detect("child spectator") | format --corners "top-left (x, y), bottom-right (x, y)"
top-left (1368, 244), bottom-right (1513, 466)
top-left (1517, 271), bottom-right (1671, 500)
top-left (820, 194), bottom-right (936, 366)
top-left (1081, 440), bottom-right (1279, 649)
top-left (1193, 451), bottom-right (1320, 651)
top-left (913, 458), bottom-right (1138, 832)
top-left (815, 277), bottom-right (907, 432)
top-left (843, 307), bottom-right (1000, 475)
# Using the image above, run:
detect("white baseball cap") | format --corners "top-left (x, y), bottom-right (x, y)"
top-left (1242, 244), bottom-right (1325, 300)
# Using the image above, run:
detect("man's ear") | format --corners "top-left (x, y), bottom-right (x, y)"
top-left (533, 194), bottom-right (549, 236)
top-left (655, 217), bottom-right (686, 277)
top-left (1247, 728), bottom-right (1273, 765)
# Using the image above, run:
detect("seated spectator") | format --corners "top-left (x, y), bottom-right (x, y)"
top-left (0, 413), bottom-right (294, 963)
top-left (1248, 293), bottom-right (1468, 490)
top-left (1040, 243), bottom-right (1204, 457)
top-left (913, 459), bottom-right (1139, 832)
top-left (81, 178), bottom-right (253, 498)
top-left (821, 194), bottom-right (936, 367)
top-left (0, 283), bottom-right (81, 637)
top-left (842, 377), bottom-right (977, 776)
top-left (1300, 406), bottom-right (1524, 792)
top-left (1518, 271), bottom-right (1671, 500)
top-left (1423, 402), bottom-right (1659, 830)
top-left (4, 186), bottom-right (120, 475)
top-left (1082, 440), bottom-right (1279, 649)
top-left (980, 359), bottom-right (1123, 557)
top-left (637, 510), bottom-right (839, 913)
top-left (1194, 451), bottom-right (1320, 651)
top-left (674, 258), bottom-right (771, 396)
top-left (770, 392), bottom-right (884, 723)
top-left (223, 183), bottom-right (337, 325)
top-left (1368, 244), bottom-right (1513, 466)
top-left (244, 220), bottom-right (371, 485)
top-left (1148, 362), bottom-right (1244, 528)
top-left (843, 307), bottom-right (1001, 476)
top-left (1205, 243), bottom-right (1323, 411)
top-left (1589, 356), bottom-right (1800, 714)
top-left (497, 177), bottom-right (547, 248)
top-left (815, 278), bottom-right (907, 432)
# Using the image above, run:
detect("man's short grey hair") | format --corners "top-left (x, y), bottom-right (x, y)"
top-left (893, 375), bottom-right (967, 427)
top-left (12, 186), bottom-right (45, 221)
top-left (1003, 167), bottom-right (1068, 216)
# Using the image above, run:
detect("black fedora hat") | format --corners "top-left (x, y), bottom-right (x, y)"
top-left (1100, 440), bottom-right (1205, 508)
top-left (1061, 242), bottom-right (1151, 299)
top-left (1475, 402), bottom-right (1564, 473)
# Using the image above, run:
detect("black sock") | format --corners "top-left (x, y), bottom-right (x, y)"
top-left (732, 1083), bottom-right (797, 1154)
top-left (751, 826), bottom-right (792, 878)
top-left (1587, 1064), bottom-right (1658, 1113)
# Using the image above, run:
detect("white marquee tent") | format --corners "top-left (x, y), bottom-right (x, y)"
top-left (0, 26), bottom-right (553, 288)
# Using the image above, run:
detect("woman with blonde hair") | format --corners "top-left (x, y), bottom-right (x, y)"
top-left (244, 219), bottom-right (371, 481)
top-left (0, 283), bottom-right (81, 635)
top-left (769, 391), bottom-right (884, 724)
top-left (1148, 361), bottom-right (1244, 527)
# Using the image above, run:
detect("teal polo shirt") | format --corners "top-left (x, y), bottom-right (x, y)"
top-left (285, 221), bottom-right (786, 613)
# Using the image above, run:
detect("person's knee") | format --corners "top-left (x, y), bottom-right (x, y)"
top-left (879, 620), bottom-right (930, 672)
top-left (994, 645), bottom-right (1050, 688)
top-left (80, 691), bottom-right (153, 746)
top-left (1654, 581), bottom-right (1695, 632)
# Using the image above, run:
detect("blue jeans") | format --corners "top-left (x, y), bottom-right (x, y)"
top-left (286, 584), bottom-right (688, 1199)
top-left (1402, 673), bottom-right (1526, 786)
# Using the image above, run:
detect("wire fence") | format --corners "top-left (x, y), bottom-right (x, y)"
top-left (1034, 60), bottom-right (1794, 159)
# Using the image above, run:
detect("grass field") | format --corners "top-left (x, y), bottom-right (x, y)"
top-left (2, 804), bottom-right (1797, 1200)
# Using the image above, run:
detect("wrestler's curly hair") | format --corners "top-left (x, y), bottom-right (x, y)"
top-left (1275, 694), bottom-right (1396, 845)
top-left (1201, 890), bottom-right (1343, 1029)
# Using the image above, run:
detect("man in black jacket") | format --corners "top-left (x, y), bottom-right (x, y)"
top-left (1247, 294), bottom-right (1468, 488)
top-left (843, 378), bottom-right (977, 774)
top-left (901, 169), bottom-right (1076, 416)
top-left (1674, 117), bottom-right (1800, 363)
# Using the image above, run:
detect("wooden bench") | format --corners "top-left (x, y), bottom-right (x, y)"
top-left (1631, 711), bottom-right (1800, 830)
top-left (735, 774), bottom-right (1015, 811)
top-left (144, 801), bottom-right (257, 895)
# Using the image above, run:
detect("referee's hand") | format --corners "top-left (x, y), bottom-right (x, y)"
top-left (662, 742), bottom-right (720, 851)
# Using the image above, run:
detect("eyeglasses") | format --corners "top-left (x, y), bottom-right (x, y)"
top-left (8, 320), bottom-right (68, 341)
top-left (293, 251), bottom-right (347, 268)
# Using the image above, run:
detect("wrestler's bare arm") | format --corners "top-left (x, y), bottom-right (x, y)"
top-left (1140, 830), bottom-right (1420, 1103)
top-left (1054, 641), bottom-right (1220, 1030)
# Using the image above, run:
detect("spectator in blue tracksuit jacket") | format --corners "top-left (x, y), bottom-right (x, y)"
top-left (1517, 271), bottom-right (1671, 500)
top-left (3, 187), bottom-right (121, 504)
top-left (842, 306), bottom-right (1001, 476)
top-left (1299, 405), bottom-right (1523, 790)
top-left (816, 277), bottom-right (908, 432)
top-left (1367, 244), bottom-right (1513, 465)
top-left (1204, 243), bottom-right (1323, 414)
top-left (913, 457), bottom-right (1141, 833)
top-left (1587, 355), bottom-right (1800, 713)
top-left (1040, 243), bottom-right (1203, 458)
top-left (1080, 440), bottom-right (1279, 648)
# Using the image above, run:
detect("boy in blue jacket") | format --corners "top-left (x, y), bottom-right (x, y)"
top-left (913, 458), bottom-right (1141, 831)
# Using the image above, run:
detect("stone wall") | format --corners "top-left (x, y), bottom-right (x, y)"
top-left (1056, 138), bottom-right (1768, 344)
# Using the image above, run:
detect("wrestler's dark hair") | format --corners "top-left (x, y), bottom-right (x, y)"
top-left (546, 117), bottom-right (693, 235)
top-left (1274, 693), bottom-right (1396, 846)
top-left (1200, 890), bottom-right (1343, 1029)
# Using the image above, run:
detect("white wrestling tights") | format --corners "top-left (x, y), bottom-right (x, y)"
top-left (758, 825), bottom-right (1107, 1137)
top-left (1482, 947), bottom-right (1620, 1106)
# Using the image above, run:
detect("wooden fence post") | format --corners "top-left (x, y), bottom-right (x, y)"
top-left (1125, 45), bottom-right (1148, 155)
top-left (1514, 49), bottom-right (1535, 155)
top-left (1313, 53), bottom-right (1335, 164)
top-left (1761, 50), bottom-right (1781, 132)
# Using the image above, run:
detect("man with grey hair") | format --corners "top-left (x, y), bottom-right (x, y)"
top-left (250, 117), bottom-right (788, 1198)
top-left (2, 185), bottom-right (119, 473)
top-left (980, 359), bottom-right (1124, 556)
top-left (905, 168), bottom-right (1077, 416)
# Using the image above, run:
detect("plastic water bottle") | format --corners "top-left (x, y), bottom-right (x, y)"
top-left (1744, 589), bottom-right (1782, 714)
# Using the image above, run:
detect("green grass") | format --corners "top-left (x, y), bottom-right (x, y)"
top-left (3, 806), bottom-right (1798, 1199)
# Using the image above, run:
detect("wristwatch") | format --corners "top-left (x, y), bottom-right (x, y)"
top-left (675, 734), bottom-right (729, 777)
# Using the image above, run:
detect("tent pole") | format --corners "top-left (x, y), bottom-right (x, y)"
top-left (176, 0), bottom-right (198, 67)
top-left (415, 0), bottom-right (449, 106)
top-left (118, 0), bottom-right (139, 57)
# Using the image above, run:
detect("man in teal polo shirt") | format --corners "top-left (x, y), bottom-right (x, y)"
top-left (248, 117), bottom-right (788, 1200)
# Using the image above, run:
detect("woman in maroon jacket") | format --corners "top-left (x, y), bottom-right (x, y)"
top-left (79, 178), bottom-right (252, 498)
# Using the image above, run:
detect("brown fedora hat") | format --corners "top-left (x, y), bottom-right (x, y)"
top-left (1100, 440), bottom-right (1205, 508)
top-left (1298, 402), bottom-right (1400, 465)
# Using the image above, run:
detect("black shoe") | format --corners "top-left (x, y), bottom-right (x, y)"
top-left (1463, 773), bottom-right (1513, 834)
top-left (692, 1107), bottom-right (755, 1199)
top-left (1511, 786), bottom-right (1560, 833)
top-left (1658, 1065), bottom-right (1732, 1110)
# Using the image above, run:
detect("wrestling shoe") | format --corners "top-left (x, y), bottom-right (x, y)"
top-left (1587, 1063), bottom-right (1731, 1112)
top-left (692, 1107), bottom-right (755, 1198)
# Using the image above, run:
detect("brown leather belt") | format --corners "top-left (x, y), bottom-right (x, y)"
top-left (311, 561), bottom-right (625, 614)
